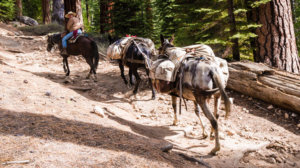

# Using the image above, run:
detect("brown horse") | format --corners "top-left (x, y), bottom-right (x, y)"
top-left (47, 33), bottom-right (99, 79)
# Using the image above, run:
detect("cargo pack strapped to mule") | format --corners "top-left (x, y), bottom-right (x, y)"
top-left (150, 44), bottom-right (229, 83)
top-left (107, 37), bottom-right (156, 61)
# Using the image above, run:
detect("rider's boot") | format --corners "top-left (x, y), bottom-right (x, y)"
top-left (61, 48), bottom-right (68, 55)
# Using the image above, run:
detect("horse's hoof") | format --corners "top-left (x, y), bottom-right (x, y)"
top-left (209, 146), bottom-right (220, 155)
top-left (202, 133), bottom-right (208, 139)
top-left (151, 96), bottom-right (155, 100)
top-left (133, 90), bottom-right (138, 95)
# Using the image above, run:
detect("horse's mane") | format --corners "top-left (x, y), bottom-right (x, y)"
top-left (50, 33), bottom-right (62, 44)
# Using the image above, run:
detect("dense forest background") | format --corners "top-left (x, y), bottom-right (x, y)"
top-left (0, 0), bottom-right (299, 61)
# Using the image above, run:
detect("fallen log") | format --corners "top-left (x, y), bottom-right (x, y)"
top-left (227, 61), bottom-right (300, 114)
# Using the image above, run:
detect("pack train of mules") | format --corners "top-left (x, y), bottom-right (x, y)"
top-left (47, 33), bottom-right (233, 155)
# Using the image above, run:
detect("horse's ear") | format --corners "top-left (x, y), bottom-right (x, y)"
top-left (169, 34), bottom-right (174, 44)
top-left (160, 34), bottom-right (164, 45)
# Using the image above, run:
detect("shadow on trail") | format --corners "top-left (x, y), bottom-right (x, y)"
top-left (32, 65), bottom-right (154, 104)
top-left (107, 113), bottom-right (177, 139)
top-left (0, 108), bottom-right (202, 168)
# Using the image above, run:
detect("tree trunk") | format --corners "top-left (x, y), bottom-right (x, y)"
top-left (227, 0), bottom-right (240, 61)
top-left (42, 0), bottom-right (51, 24)
top-left (145, 0), bottom-right (153, 38)
top-left (250, 0), bottom-right (300, 74)
top-left (76, 0), bottom-right (83, 27)
top-left (52, 0), bottom-right (64, 25)
top-left (227, 61), bottom-right (300, 114)
top-left (99, 0), bottom-right (108, 34)
top-left (16, 0), bottom-right (22, 18)
top-left (245, 0), bottom-right (256, 59)
top-left (85, 0), bottom-right (90, 23)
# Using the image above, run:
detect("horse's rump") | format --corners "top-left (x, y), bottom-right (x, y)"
top-left (107, 37), bottom-right (156, 60)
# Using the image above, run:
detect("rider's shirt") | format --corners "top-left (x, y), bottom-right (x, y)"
top-left (67, 17), bottom-right (82, 32)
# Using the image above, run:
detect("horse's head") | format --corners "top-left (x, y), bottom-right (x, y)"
top-left (46, 35), bottom-right (54, 52)
top-left (158, 34), bottom-right (174, 55)
top-left (46, 34), bottom-right (61, 52)
top-left (108, 34), bottom-right (120, 45)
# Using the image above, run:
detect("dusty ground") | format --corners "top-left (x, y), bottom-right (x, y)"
top-left (0, 23), bottom-right (299, 168)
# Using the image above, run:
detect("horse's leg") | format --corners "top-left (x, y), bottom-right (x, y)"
top-left (63, 57), bottom-right (67, 73)
top-left (85, 56), bottom-right (94, 79)
top-left (118, 60), bottom-right (128, 85)
top-left (132, 67), bottom-right (141, 95)
top-left (172, 96), bottom-right (178, 125)
top-left (63, 56), bottom-right (70, 76)
top-left (195, 95), bottom-right (220, 155)
top-left (129, 68), bottom-right (134, 86)
top-left (145, 68), bottom-right (155, 100)
top-left (210, 92), bottom-right (221, 140)
top-left (194, 101), bottom-right (208, 138)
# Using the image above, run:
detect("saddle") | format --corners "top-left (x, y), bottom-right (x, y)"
top-left (68, 34), bottom-right (84, 43)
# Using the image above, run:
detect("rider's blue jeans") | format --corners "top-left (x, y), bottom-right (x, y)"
top-left (62, 29), bottom-right (82, 48)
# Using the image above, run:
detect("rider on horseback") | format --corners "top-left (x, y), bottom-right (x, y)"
top-left (61, 11), bottom-right (84, 55)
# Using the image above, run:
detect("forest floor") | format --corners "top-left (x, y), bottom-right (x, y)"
top-left (0, 22), bottom-right (299, 168)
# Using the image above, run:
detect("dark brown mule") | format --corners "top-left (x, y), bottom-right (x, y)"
top-left (153, 35), bottom-right (232, 155)
top-left (47, 33), bottom-right (99, 79)
top-left (109, 37), bottom-right (156, 99)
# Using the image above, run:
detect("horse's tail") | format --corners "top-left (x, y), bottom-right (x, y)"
top-left (91, 40), bottom-right (99, 74)
top-left (211, 68), bottom-right (232, 119)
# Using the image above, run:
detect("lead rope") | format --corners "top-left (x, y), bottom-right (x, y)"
top-left (179, 58), bottom-right (186, 115)
top-left (132, 40), bottom-right (153, 69)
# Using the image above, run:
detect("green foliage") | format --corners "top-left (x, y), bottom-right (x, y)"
top-left (251, 0), bottom-right (271, 8)
top-left (23, 0), bottom-right (42, 23)
top-left (0, 0), bottom-right (15, 21)
top-left (153, 0), bottom-right (177, 42)
top-left (81, 0), bottom-right (100, 32)
top-left (294, 0), bottom-right (300, 56)
top-left (110, 0), bottom-right (154, 38)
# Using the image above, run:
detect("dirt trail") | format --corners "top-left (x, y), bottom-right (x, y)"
top-left (0, 23), bottom-right (299, 168)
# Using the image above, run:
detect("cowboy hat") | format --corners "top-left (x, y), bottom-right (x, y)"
top-left (65, 11), bottom-right (77, 18)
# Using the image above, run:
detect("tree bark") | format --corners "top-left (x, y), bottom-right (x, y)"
top-left (42, 0), bottom-right (51, 24)
top-left (99, 0), bottom-right (108, 34)
top-left (227, 0), bottom-right (240, 61)
top-left (52, 0), bottom-right (64, 25)
top-left (85, 0), bottom-right (90, 23)
top-left (250, 0), bottom-right (300, 74)
top-left (227, 61), bottom-right (300, 114)
top-left (16, 0), bottom-right (22, 18)
top-left (76, 0), bottom-right (83, 26)
top-left (245, 0), bottom-right (257, 59)
top-left (145, 0), bottom-right (153, 38)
